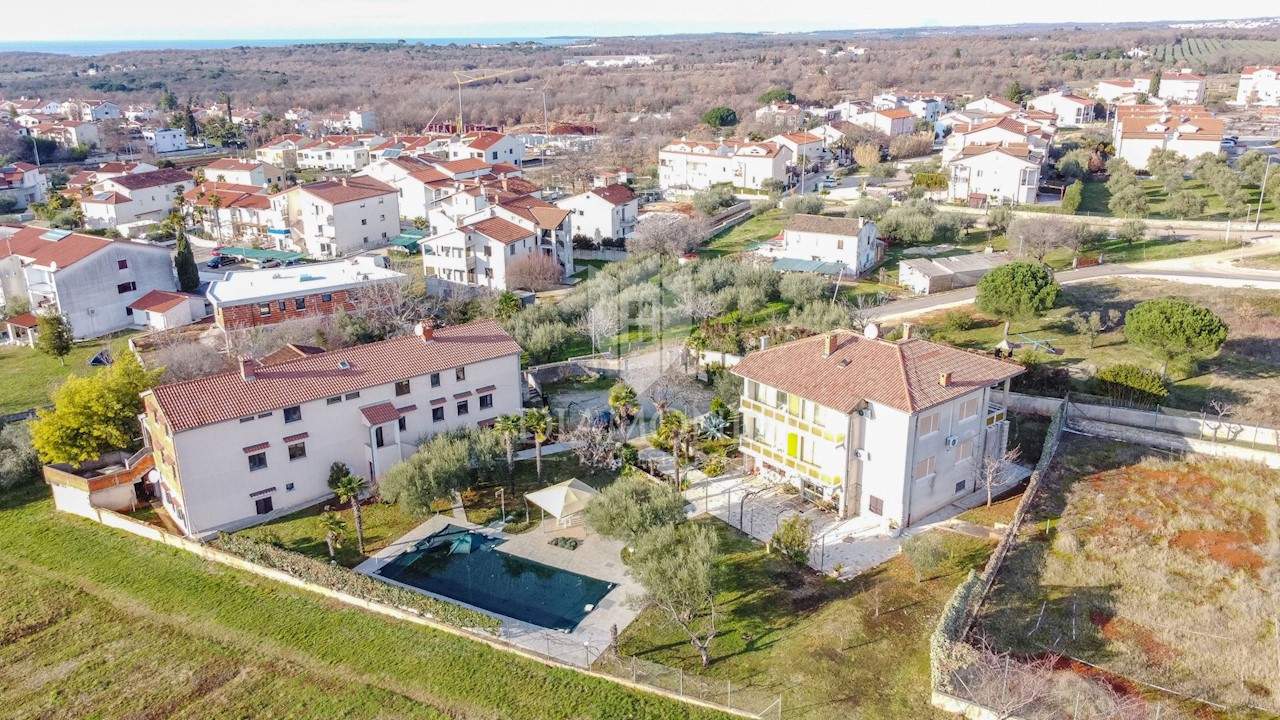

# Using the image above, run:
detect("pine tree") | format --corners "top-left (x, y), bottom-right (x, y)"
top-left (35, 314), bottom-right (74, 366)
top-left (174, 232), bottom-right (200, 292)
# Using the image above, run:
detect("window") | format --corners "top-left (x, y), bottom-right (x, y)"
top-left (919, 412), bottom-right (941, 435)
top-left (344, 391), bottom-right (360, 401)
top-left (259, 303), bottom-right (271, 317)
top-left (239, 416), bottom-right (253, 423)
top-left (432, 407), bottom-right (445, 422)
top-left (117, 259), bottom-right (128, 270)
top-left (283, 406), bottom-right (301, 423)
top-left (955, 479), bottom-right (967, 494)
top-left (285, 482), bottom-right (295, 491)
top-left (958, 397), bottom-right (980, 421)
top-left (288, 442), bottom-right (306, 460)
top-left (479, 394), bottom-right (493, 410)
top-left (456, 401), bottom-right (469, 416)
top-left (361, 218), bottom-right (368, 225)
top-left (455, 367), bottom-right (466, 381)
top-left (484, 246), bottom-right (491, 257)
top-left (375, 426), bottom-right (386, 448)
top-left (397, 416), bottom-right (407, 432)
top-left (957, 439), bottom-right (975, 462)
top-left (326, 396), bottom-right (341, 405)
top-left (395, 380), bottom-right (410, 396)
top-left (295, 297), bottom-right (305, 311)
top-left (868, 496), bottom-right (884, 515)
top-left (430, 372), bottom-right (441, 388)
top-left (379, 214), bottom-right (385, 221)
top-left (914, 455), bottom-right (936, 480)
top-left (255, 496), bottom-right (273, 515)
top-left (509, 246), bottom-right (515, 256)
top-left (116, 281), bottom-right (136, 294)
top-left (248, 452), bottom-right (267, 471)
top-left (321, 293), bottom-right (333, 302)
top-left (278, 300), bottom-right (287, 312)
top-left (257, 412), bottom-right (273, 419)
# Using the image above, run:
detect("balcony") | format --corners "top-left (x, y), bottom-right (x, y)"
top-left (739, 397), bottom-right (844, 444)
top-left (739, 437), bottom-right (838, 486)
top-left (986, 403), bottom-right (1007, 426)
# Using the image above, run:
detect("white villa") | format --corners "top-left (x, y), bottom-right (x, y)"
top-left (657, 139), bottom-right (792, 191)
top-left (758, 214), bottom-right (883, 276)
top-left (1237, 66), bottom-right (1280, 106)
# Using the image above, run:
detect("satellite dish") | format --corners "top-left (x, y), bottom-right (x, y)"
top-left (863, 323), bottom-right (880, 340)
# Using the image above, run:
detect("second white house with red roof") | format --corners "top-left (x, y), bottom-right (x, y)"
top-left (731, 328), bottom-right (1023, 526)
top-left (555, 183), bottom-right (639, 243)
top-left (139, 318), bottom-right (524, 537)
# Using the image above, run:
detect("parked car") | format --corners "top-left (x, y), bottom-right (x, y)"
top-left (1221, 138), bottom-right (1238, 148)
top-left (206, 255), bottom-right (238, 269)
top-left (252, 258), bottom-right (282, 269)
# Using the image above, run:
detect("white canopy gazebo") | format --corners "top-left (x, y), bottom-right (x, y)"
top-left (524, 478), bottom-right (599, 529)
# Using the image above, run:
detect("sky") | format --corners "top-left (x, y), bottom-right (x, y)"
top-left (18, 1), bottom-right (1279, 42)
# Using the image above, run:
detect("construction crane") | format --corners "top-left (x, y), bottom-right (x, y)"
top-left (453, 68), bottom-right (521, 134)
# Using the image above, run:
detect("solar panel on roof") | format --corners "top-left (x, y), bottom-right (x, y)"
top-left (40, 229), bottom-right (72, 241)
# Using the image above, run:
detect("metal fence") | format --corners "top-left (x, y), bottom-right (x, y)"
top-left (594, 651), bottom-right (783, 720)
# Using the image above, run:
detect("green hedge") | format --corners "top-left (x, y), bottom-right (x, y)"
top-left (929, 569), bottom-right (981, 692)
top-left (217, 532), bottom-right (499, 634)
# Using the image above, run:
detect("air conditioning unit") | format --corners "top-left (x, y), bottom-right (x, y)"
top-left (945, 436), bottom-right (959, 449)
top-left (854, 448), bottom-right (869, 461)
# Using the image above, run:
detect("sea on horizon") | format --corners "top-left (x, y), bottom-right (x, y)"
top-left (0, 37), bottom-right (584, 56)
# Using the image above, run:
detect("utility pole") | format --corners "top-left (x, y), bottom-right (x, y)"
top-left (1257, 158), bottom-right (1273, 231)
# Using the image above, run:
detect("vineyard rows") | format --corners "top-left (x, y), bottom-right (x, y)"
top-left (1148, 38), bottom-right (1280, 65)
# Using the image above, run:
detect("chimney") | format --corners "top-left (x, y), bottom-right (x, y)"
top-left (939, 371), bottom-right (952, 387)
top-left (759, 335), bottom-right (769, 351)
top-left (239, 354), bottom-right (256, 381)
top-left (501, 173), bottom-right (508, 191)
top-left (341, 177), bottom-right (348, 187)
top-left (415, 319), bottom-right (435, 342)
top-left (902, 322), bottom-right (913, 340)
top-left (823, 333), bottom-right (838, 357)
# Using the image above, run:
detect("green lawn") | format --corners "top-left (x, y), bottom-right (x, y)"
top-left (1075, 179), bottom-right (1278, 222)
top-left (613, 517), bottom-right (993, 720)
top-left (699, 208), bottom-right (785, 258)
top-left (464, 454), bottom-right (619, 528)
top-left (0, 484), bottom-right (728, 720)
top-left (0, 331), bottom-right (138, 416)
top-left (1238, 252), bottom-right (1280, 269)
top-left (958, 227), bottom-right (1230, 270)
top-left (240, 499), bottom-right (429, 567)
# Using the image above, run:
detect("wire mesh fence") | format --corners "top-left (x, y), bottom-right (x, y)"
top-left (593, 651), bottom-right (783, 719)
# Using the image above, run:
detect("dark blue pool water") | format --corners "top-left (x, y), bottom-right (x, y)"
top-left (375, 525), bottom-right (615, 631)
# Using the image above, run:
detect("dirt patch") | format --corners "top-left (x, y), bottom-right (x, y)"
top-left (1171, 531), bottom-right (1264, 572)
top-left (1089, 611), bottom-right (1181, 667)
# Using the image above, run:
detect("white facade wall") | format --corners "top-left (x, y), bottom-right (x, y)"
top-left (1237, 68), bottom-right (1280, 106)
top-left (0, 168), bottom-right (46, 209)
top-left (298, 146), bottom-right (370, 172)
top-left (1028, 94), bottom-right (1093, 127)
top-left (158, 352), bottom-right (522, 537)
top-left (657, 148), bottom-right (790, 191)
top-left (1134, 77), bottom-right (1206, 104)
top-left (88, 178), bottom-right (189, 228)
top-left (31, 245), bottom-right (177, 339)
top-left (210, 164), bottom-right (286, 188)
top-left (776, 225), bottom-right (880, 274)
top-left (555, 192), bottom-right (638, 241)
top-left (945, 152), bottom-right (1041, 204)
top-left (142, 128), bottom-right (189, 153)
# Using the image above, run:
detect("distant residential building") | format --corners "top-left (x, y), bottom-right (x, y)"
top-left (449, 131), bottom-right (525, 166)
top-left (1027, 92), bottom-right (1096, 127)
top-left (30, 120), bottom-right (99, 149)
top-left (845, 108), bottom-right (915, 137)
top-left (898, 252), bottom-right (1012, 295)
top-left (555, 184), bottom-right (639, 242)
top-left (1112, 108), bottom-right (1224, 171)
top-left (319, 109), bottom-right (377, 133)
top-left (0, 162), bottom-right (46, 210)
top-left (269, 176), bottom-right (400, 258)
top-left (296, 136), bottom-right (374, 172)
top-left (768, 131), bottom-right (827, 163)
top-left (1134, 71), bottom-right (1207, 104)
top-left (141, 127), bottom-right (188, 153)
top-left (1237, 66), bottom-right (1280, 106)
top-left (81, 168), bottom-right (193, 230)
top-left (139, 318), bottom-right (523, 538)
top-left (203, 158), bottom-right (286, 188)
top-left (0, 225), bottom-right (177, 338)
top-left (754, 102), bottom-right (806, 130)
top-left (207, 256), bottom-right (404, 331)
top-left (565, 55), bottom-right (657, 67)
top-left (942, 116), bottom-right (1054, 163)
top-left (732, 329), bottom-right (1023, 523)
top-left (944, 143), bottom-right (1042, 206)
top-left (657, 138), bottom-right (792, 191)
top-left (964, 96), bottom-right (1021, 114)
top-left (182, 181), bottom-right (277, 244)
top-left (1094, 79), bottom-right (1139, 103)
top-left (60, 99), bottom-right (121, 122)
top-left (256, 134), bottom-right (310, 170)
top-left (757, 214), bottom-right (883, 276)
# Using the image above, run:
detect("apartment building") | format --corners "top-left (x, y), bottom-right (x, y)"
top-left (732, 329), bottom-right (1023, 525)
top-left (756, 214), bottom-right (883, 275)
top-left (207, 256), bottom-right (405, 331)
top-left (140, 318), bottom-right (523, 538)
top-left (1237, 66), bottom-right (1280, 106)
top-left (0, 225), bottom-right (177, 338)
top-left (256, 134), bottom-right (310, 169)
top-left (942, 116), bottom-right (1054, 163)
top-left (844, 108), bottom-right (916, 137)
top-left (141, 128), bottom-right (189, 154)
top-left (269, 177), bottom-right (400, 257)
top-left (657, 139), bottom-right (792, 191)
top-left (0, 162), bottom-right (46, 210)
top-left (554, 183), bottom-right (639, 242)
top-left (1027, 92), bottom-right (1096, 127)
top-left (1134, 71), bottom-right (1207, 105)
top-left (183, 181), bottom-right (277, 244)
top-left (81, 167), bottom-right (193, 229)
top-left (1112, 107), bottom-right (1224, 171)
top-left (449, 131), bottom-right (525, 166)
top-left (944, 143), bottom-right (1043, 205)
top-left (203, 158), bottom-right (287, 188)
top-left (296, 136), bottom-right (375, 172)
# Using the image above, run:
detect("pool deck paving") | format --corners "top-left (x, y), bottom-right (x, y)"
top-left (355, 514), bottom-right (642, 668)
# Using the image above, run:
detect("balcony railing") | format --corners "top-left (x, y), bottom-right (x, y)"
top-left (739, 437), bottom-right (839, 486)
top-left (739, 397), bottom-right (844, 444)
top-left (986, 403), bottom-right (1006, 426)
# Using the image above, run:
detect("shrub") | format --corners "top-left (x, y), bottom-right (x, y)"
top-left (771, 514), bottom-right (812, 564)
top-left (778, 272), bottom-right (829, 306)
top-left (975, 262), bottom-right (1059, 321)
top-left (0, 423), bottom-right (40, 489)
top-left (901, 531), bottom-right (952, 581)
top-left (549, 536), bottom-right (580, 550)
top-left (1061, 180), bottom-right (1083, 213)
top-left (781, 195), bottom-right (825, 217)
top-left (691, 185), bottom-right (738, 216)
top-left (940, 309), bottom-right (975, 333)
top-left (704, 457), bottom-right (727, 477)
top-left (1011, 352), bottom-right (1072, 397)
top-left (701, 106), bottom-right (738, 127)
top-left (1092, 364), bottom-right (1169, 406)
top-left (216, 532), bottom-right (499, 633)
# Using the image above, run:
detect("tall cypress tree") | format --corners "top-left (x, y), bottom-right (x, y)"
top-left (174, 231), bottom-right (200, 292)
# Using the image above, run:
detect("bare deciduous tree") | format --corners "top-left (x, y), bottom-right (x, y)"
top-left (578, 302), bottom-right (621, 355)
top-left (564, 421), bottom-right (620, 471)
top-left (977, 447), bottom-right (1021, 508)
top-left (952, 637), bottom-right (1059, 720)
top-left (625, 214), bottom-right (710, 258)
top-left (505, 252), bottom-right (564, 291)
top-left (1008, 216), bottom-right (1075, 263)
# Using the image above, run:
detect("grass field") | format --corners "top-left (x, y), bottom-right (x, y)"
top-left (0, 484), bottom-right (729, 720)
top-left (977, 436), bottom-right (1280, 715)
top-left (1238, 252), bottom-right (1280, 270)
top-left (699, 208), bottom-right (785, 258)
top-left (906, 278), bottom-right (1280, 423)
top-left (1075, 179), bottom-right (1279, 223)
top-left (0, 331), bottom-right (138, 416)
top-left (613, 517), bottom-right (994, 720)
top-left (1147, 38), bottom-right (1280, 66)
top-left (957, 227), bottom-right (1228, 271)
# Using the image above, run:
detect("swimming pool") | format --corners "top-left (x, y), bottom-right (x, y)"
top-left (375, 525), bottom-right (616, 632)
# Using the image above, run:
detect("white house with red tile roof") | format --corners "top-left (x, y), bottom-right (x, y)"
top-left (30, 120), bottom-right (100, 149)
top-left (423, 187), bottom-right (574, 290)
top-left (658, 139), bottom-right (792, 191)
top-left (1113, 112), bottom-right (1224, 171)
top-left (203, 158), bottom-right (286, 188)
top-left (60, 99), bottom-right (121, 122)
top-left (296, 136), bottom-right (374, 172)
top-left (136, 318), bottom-right (523, 538)
top-left (844, 107), bottom-right (916, 137)
top-left (754, 102), bottom-right (806, 129)
top-left (942, 116), bottom-right (1053, 163)
top-left (82, 168), bottom-right (194, 230)
top-left (450, 131), bottom-right (525, 166)
top-left (0, 162), bottom-right (46, 210)
top-left (128, 289), bottom-right (206, 331)
top-left (964, 96), bottom-right (1022, 114)
top-left (1134, 71), bottom-right (1207, 104)
top-left (944, 143), bottom-right (1043, 205)
top-left (183, 182), bottom-right (279, 244)
top-left (1028, 92), bottom-right (1097, 127)
top-left (269, 176), bottom-right (400, 257)
top-left (731, 329), bottom-right (1022, 524)
top-left (1237, 66), bottom-right (1280, 106)
top-left (1094, 79), bottom-right (1139, 103)
top-left (141, 127), bottom-right (189, 154)
top-left (256, 134), bottom-right (310, 169)
top-left (0, 225), bottom-right (178, 338)
top-left (555, 183), bottom-right (639, 242)
top-left (768, 131), bottom-right (828, 163)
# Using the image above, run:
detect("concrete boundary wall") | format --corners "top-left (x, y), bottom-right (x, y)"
top-left (59, 503), bottom-right (762, 719)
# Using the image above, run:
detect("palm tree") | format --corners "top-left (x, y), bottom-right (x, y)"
top-left (522, 408), bottom-right (555, 483)
top-left (661, 411), bottom-right (694, 489)
top-left (319, 510), bottom-right (346, 563)
top-left (331, 474), bottom-right (368, 554)
top-left (607, 382), bottom-right (638, 438)
top-left (493, 414), bottom-right (523, 487)
top-left (208, 192), bottom-right (224, 242)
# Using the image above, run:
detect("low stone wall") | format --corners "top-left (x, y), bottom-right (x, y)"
top-left (575, 249), bottom-right (629, 262)
top-left (1069, 418), bottom-right (1280, 468)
